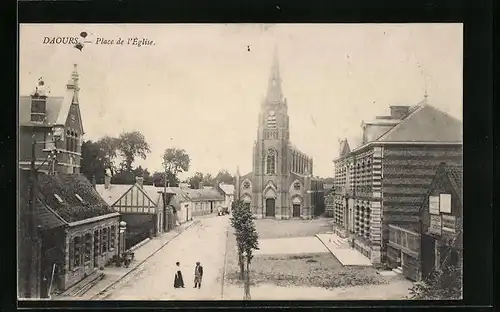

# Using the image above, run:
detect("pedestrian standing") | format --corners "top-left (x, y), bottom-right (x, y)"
top-left (174, 262), bottom-right (185, 288)
top-left (193, 261), bottom-right (203, 289)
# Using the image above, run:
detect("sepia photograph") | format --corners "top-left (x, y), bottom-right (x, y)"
top-left (18, 23), bottom-right (463, 301)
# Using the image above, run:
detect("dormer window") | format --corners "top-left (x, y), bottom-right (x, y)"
top-left (75, 193), bottom-right (84, 204)
top-left (54, 193), bottom-right (64, 203)
top-left (30, 97), bottom-right (47, 122)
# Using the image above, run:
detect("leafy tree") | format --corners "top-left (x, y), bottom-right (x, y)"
top-left (96, 136), bottom-right (120, 175)
top-left (117, 131), bottom-right (151, 172)
top-left (230, 200), bottom-right (259, 300)
top-left (214, 169), bottom-right (235, 185)
top-left (152, 171), bottom-right (180, 187)
top-left (162, 148), bottom-right (191, 183)
top-left (80, 140), bottom-right (107, 183)
top-left (188, 172), bottom-right (205, 189)
top-left (202, 173), bottom-right (214, 186)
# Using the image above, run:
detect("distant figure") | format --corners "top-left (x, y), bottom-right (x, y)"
top-left (174, 262), bottom-right (185, 288)
top-left (194, 261), bottom-right (203, 289)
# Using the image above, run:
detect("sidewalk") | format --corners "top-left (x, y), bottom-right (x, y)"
top-left (53, 220), bottom-right (199, 300)
top-left (316, 233), bottom-right (372, 266)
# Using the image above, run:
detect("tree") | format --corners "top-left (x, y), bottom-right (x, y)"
top-left (96, 136), bottom-right (120, 175)
top-left (162, 148), bottom-right (191, 183)
top-left (152, 171), bottom-right (180, 187)
top-left (80, 140), bottom-right (107, 183)
top-left (117, 131), bottom-right (151, 172)
top-left (202, 173), bottom-right (214, 186)
top-left (230, 200), bottom-right (259, 300)
top-left (214, 169), bottom-right (235, 185)
top-left (188, 172), bottom-right (205, 189)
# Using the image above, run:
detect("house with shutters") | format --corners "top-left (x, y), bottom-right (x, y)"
top-left (331, 99), bottom-right (462, 264)
top-left (96, 175), bottom-right (174, 249)
top-left (19, 64), bottom-right (84, 175)
top-left (17, 170), bottom-right (120, 298)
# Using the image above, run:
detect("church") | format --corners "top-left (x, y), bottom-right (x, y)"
top-left (235, 50), bottom-right (323, 219)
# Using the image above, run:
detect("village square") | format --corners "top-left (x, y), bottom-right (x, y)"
top-left (18, 24), bottom-right (463, 301)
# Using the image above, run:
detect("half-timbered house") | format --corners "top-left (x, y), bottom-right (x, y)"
top-left (96, 175), bottom-right (172, 249)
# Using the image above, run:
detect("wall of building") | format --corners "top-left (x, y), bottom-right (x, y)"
top-left (62, 215), bottom-right (119, 290)
top-left (381, 144), bottom-right (462, 260)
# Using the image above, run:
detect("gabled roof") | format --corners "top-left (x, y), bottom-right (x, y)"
top-left (377, 105), bottom-right (462, 142)
top-left (36, 173), bottom-right (115, 223)
top-left (218, 183), bottom-right (235, 196)
top-left (96, 184), bottom-right (133, 205)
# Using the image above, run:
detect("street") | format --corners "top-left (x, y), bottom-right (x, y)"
top-left (101, 216), bottom-right (230, 300)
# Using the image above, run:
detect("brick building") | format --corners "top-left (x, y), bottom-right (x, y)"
top-left (331, 100), bottom-right (462, 264)
top-left (18, 170), bottom-right (120, 297)
top-left (387, 163), bottom-right (462, 281)
top-left (19, 64), bottom-right (84, 174)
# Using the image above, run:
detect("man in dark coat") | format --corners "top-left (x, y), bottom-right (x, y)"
top-left (174, 262), bottom-right (185, 288)
top-left (193, 262), bottom-right (203, 289)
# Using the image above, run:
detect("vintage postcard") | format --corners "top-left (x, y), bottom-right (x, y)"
top-left (18, 23), bottom-right (463, 301)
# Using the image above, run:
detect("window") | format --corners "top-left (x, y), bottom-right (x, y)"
top-left (101, 228), bottom-right (108, 252)
top-left (54, 194), bottom-right (64, 204)
top-left (75, 193), bottom-right (84, 204)
top-left (294, 182), bottom-right (301, 190)
top-left (266, 149), bottom-right (276, 174)
top-left (243, 181), bottom-right (250, 188)
top-left (72, 236), bottom-right (82, 268)
top-left (110, 226), bottom-right (116, 249)
top-left (267, 110), bottom-right (276, 128)
top-left (30, 99), bottom-right (46, 122)
top-left (84, 233), bottom-right (92, 262)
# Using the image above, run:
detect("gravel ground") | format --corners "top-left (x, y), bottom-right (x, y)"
top-left (225, 231), bottom-right (389, 289)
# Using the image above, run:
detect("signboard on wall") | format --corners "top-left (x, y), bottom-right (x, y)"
top-left (429, 196), bottom-right (440, 215)
top-left (439, 194), bottom-right (452, 213)
top-left (441, 215), bottom-right (456, 233)
top-left (429, 215), bottom-right (442, 235)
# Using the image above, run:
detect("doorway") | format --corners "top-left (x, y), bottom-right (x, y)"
top-left (421, 234), bottom-right (436, 279)
top-left (293, 204), bottom-right (301, 218)
top-left (265, 198), bottom-right (275, 217)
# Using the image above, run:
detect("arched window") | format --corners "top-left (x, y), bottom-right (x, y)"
top-left (66, 130), bottom-right (71, 151)
top-left (266, 149), bottom-right (276, 174)
top-left (267, 110), bottom-right (276, 128)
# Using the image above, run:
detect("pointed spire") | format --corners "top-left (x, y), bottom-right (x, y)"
top-left (66, 64), bottom-right (80, 104)
top-left (266, 45), bottom-right (283, 103)
top-left (236, 166), bottom-right (240, 176)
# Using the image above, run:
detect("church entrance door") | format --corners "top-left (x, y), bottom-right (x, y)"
top-left (293, 204), bottom-right (301, 218)
top-left (265, 198), bottom-right (275, 217)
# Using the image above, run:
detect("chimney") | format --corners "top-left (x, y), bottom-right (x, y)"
top-left (136, 176), bottom-right (144, 188)
top-left (390, 106), bottom-right (410, 119)
top-left (199, 181), bottom-right (204, 189)
top-left (104, 175), bottom-right (111, 189)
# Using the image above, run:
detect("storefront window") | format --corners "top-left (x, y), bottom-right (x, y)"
top-left (72, 236), bottom-right (82, 268)
top-left (84, 233), bottom-right (92, 262)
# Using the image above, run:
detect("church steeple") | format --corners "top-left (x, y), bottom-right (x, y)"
top-left (66, 64), bottom-right (80, 104)
top-left (265, 46), bottom-right (283, 103)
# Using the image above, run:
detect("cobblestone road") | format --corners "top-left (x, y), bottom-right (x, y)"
top-left (101, 216), bottom-right (230, 300)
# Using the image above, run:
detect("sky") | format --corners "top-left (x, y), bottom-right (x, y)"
top-left (19, 24), bottom-right (463, 180)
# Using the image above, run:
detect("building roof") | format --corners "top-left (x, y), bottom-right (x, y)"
top-left (377, 105), bottom-right (462, 142)
top-left (218, 183), bottom-right (235, 196)
top-left (19, 170), bottom-right (68, 229)
top-left (36, 173), bottom-right (115, 223)
top-left (19, 95), bottom-right (67, 127)
top-left (187, 188), bottom-right (225, 202)
top-left (95, 184), bottom-right (133, 205)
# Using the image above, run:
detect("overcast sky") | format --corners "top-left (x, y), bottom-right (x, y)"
top-left (19, 24), bottom-right (463, 179)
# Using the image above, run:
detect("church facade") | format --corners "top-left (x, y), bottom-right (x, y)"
top-left (235, 51), bottom-right (320, 220)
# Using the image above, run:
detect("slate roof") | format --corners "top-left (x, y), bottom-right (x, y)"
top-left (19, 169), bottom-right (67, 229)
top-left (443, 164), bottom-right (463, 204)
top-left (377, 105), bottom-right (462, 142)
top-left (218, 184), bottom-right (235, 196)
top-left (36, 173), bottom-right (115, 223)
